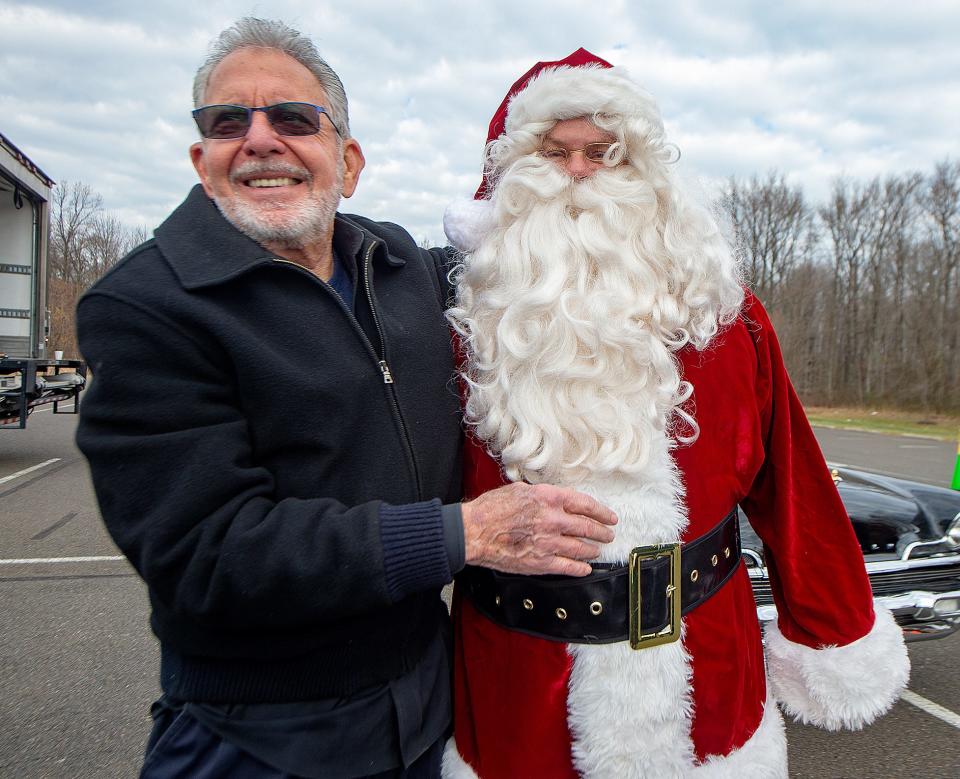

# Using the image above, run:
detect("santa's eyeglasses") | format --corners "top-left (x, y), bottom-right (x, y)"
top-left (537, 143), bottom-right (615, 164)
top-left (193, 102), bottom-right (342, 139)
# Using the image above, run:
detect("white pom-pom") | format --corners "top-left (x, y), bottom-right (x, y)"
top-left (765, 607), bottom-right (909, 731)
top-left (443, 198), bottom-right (495, 253)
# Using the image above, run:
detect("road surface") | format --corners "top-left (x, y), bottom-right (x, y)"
top-left (1, 408), bottom-right (958, 777)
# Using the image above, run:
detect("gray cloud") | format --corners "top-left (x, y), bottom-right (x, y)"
top-left (1, 0), bottom-right (957, 245)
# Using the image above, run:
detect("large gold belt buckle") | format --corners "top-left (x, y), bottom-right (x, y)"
top-left (628, 542), bottom-right (681, 650)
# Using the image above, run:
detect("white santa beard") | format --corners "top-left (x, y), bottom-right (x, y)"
top-left (452, 163), bottom-right (702, 774)
top-left (444, 160), bottom-right (777, 779)
top-left (452, 160), bottom-right (692, 486)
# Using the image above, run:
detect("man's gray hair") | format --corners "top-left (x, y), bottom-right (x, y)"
top-left (193, 17), bottom-right (350, 137)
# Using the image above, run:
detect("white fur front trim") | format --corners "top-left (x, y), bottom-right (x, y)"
top-left (568, 638), bottom-right (696, 778)
top-left (692, 698), bottom-right (787, 778)
top-left (443, 198), bottom-right (495, 253)
top-left (573, 434), bottom-right (687, 562)
top-left (566, 436), bottom-right (698, 778)
top-left (765, 606), bottom-right (909, 730)
top-left (441, 738), bottom-right (479, 779)
top-left (445, 700), bottom-right (788, 779)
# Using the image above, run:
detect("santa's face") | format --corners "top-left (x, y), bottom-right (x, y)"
top-left (539, 118), bottom-right (617, 180)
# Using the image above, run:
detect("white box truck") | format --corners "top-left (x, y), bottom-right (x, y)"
top-left (1, 131), bottom-right (85, 428)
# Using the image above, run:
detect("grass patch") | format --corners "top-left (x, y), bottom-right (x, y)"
top-left (804, 406), bottom-right (960, 441)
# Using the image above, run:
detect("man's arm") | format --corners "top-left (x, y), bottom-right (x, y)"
top-left (78, 287), bottom-right (614, 638)
top-left (77, 290), bottom-right (453, 629)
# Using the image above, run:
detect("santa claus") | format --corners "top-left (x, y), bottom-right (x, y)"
top-left (440, 50), bottom-right (910, 778)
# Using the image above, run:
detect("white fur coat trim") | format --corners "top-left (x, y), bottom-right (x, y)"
top-left (565, 447), bottom-right (696, 778)
top-left (442, 700), bottom-right (787, 778)
top-left (691, 698), bottom-right (787, 778)
top-left (765, 606), bottom-right (909, 730)
top-left (441, 738), bottom-right (478, 779)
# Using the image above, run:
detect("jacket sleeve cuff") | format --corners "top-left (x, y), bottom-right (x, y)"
top-left (380, 499), bottom-right (453, 602)
top-left (765, 607), bottom-right (910, 730)
top-left (442, 503), bottom-right (465, 575)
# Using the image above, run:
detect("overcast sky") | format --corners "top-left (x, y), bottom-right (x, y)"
top-left (2, 0), bottom-right (958, 245)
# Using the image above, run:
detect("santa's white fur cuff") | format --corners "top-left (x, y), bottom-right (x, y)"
top-left (443, 198), bottom-right (495, 253)
top-left (765, 607), bottom-right (909, 730)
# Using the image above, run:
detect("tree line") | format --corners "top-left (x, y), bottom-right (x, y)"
top-left (723, 161), bottom-right (958, 414)
top-left (49, 163), bottom-right (959, 412)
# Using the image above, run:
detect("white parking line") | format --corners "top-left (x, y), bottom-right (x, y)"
top-left (901, 689), bottom-right (960, 730)
top-left (0, 458), bottom-right (61, 486)
top-left (0, 555), bottom-right (125, 565)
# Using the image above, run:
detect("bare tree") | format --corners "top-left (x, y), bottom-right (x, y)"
top-left (49, 181), bottom-right (102, 285)
top-left (83, 214), bottom-right (147, 285)
top-left (47, 182), bottom-right (147, 357)
top-left (723, 172), bottom-right (816, 309)
top-left (919, 161), bottom-right (960, 405)
top-left (721, 172), bottom-right (825, 397)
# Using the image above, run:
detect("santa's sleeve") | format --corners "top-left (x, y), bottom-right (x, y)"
top-left (738, 293), bottom-right (909, 731)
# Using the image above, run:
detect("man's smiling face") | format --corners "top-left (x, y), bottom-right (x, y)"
top-left (189, 47), bottom-right (363, 251)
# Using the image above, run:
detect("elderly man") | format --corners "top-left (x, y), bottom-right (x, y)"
top-left (441, 50), bottom-right (910, 778)
top-left (76, 21), bottom-right (615, 779)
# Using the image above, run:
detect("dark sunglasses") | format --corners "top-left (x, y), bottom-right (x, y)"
top-left (192, 102), bottom-right (341, 139)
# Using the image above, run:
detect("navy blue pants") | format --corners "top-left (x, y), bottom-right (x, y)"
top-left (139, 705), bottom-right (444, 779)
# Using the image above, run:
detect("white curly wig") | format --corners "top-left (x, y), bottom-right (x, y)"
top-left (447, 63), bottom-right (744, 485)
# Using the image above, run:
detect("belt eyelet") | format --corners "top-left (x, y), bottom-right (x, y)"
top-left (711, 554), bottom-right (719, 566)
top-left (690, 569), bottom-right (699, 582)
top-left (590, 601), bottom-right (603, 615)
top-left (555, 608), bottom-right (568, 620)
top-left (523, 598), bottom-right (534, 610)
top-left (724, 547), bottom-right (731, 558)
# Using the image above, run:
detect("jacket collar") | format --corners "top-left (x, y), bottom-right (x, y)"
top-left (155, 184), bottom-right (403, 290)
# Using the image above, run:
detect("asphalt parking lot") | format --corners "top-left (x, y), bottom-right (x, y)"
top-left (1, 407), bottom-right (958, 777)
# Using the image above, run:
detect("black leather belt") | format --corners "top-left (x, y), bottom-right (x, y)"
top-left (459, 508), bottom-right (741, 649)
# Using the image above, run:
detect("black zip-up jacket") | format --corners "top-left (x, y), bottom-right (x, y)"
top-left (76, 185), bottom-right (463, 702)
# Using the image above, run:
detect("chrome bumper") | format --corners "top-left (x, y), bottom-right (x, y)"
top-left (750, 555), bottom-right (960, 643)
top-left (755, 589), bottom-right (960, 642)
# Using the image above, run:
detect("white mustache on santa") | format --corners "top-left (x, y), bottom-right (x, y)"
top-left (495, 156), bottom-right (659, 221)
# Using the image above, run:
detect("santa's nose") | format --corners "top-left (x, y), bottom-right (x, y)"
top-left (563, 150), bottom-right (600, 179)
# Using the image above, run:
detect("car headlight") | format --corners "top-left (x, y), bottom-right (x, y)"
top-left (947, 513), bottom-right (960, 547)
top-left (934, 597), bottom-right (960, 616)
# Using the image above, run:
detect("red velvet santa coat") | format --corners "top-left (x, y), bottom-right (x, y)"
top-left (445, 293), bottom-right (908, 778)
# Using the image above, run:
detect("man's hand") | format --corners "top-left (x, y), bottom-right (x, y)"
top-left (462, 483), bottom-right (618, 577)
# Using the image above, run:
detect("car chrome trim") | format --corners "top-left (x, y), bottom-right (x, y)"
top-left (902, 538), bottom-right (960, 559)
top-left (742, 548), bottom-right (764, 568)
top-left (866, 555), bottom-right (960, 575)
top-left (753, 588), bottom-right (960, 642)
top-left (747, 553), bottom-right (960, 580)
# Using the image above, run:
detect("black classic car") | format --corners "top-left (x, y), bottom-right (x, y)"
top-left (742, 465), bottom-right (960, 641)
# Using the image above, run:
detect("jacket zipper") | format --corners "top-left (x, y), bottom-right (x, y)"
top-left (360, 241), bottom-right (422, 499)
top-left (273, 247), bottom-right (422, 500)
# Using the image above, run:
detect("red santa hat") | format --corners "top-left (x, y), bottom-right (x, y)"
top-left (476, 48), bottom-right (613, 198)
top-left (443, 48), bottom-right (617, 252)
